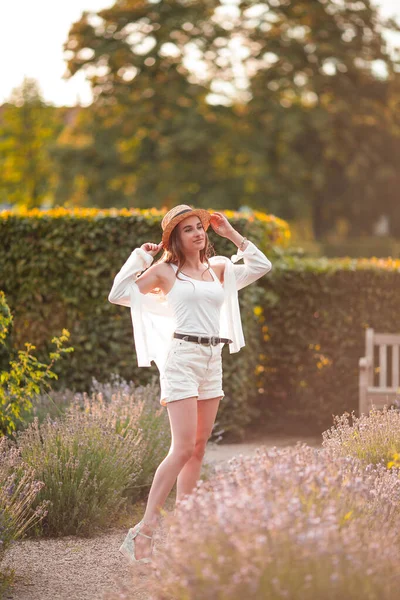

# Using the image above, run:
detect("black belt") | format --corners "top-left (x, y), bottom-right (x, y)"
top-left (174, 333), bottom-right (232, 346)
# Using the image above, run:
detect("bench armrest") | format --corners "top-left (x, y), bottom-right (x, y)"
top-left (359, 357), bottom-right (371, 370)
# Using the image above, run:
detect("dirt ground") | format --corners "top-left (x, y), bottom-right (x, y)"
top-left (2, 434), bottom-right (322, 600)
top-left (205, 433), bottom-right (322, 464)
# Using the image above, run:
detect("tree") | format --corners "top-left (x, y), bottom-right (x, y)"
top-left (0, 78), bottom-right (63, 209)
top-left (237, 0), bottom-right (400, 238)
top-left (61, 0), bottom-right (230, 209)
top-left (62, 0), bottom-right (400, 238)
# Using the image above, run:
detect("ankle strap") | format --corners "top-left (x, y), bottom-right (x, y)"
top-left (136, 530), bottom-right (153, 539)
top-left (140, 519), bottom-right (157, 530)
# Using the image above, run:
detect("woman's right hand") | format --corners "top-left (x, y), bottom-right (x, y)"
top-left (141, 242), bottom-right (163, 257)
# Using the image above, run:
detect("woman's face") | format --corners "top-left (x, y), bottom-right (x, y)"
top-left (176, 215), bottom-right (205, 252)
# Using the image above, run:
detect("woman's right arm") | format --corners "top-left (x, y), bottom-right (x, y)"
top-left (108, 242), bottom-right (163, 306)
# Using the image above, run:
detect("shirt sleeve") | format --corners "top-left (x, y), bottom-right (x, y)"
top-left (230, 240), bottom-right (272, 291)
top-left (108, 248), bottom-right (154, 307)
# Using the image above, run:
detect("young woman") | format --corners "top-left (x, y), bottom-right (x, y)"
top-left (108, 204), bottom-right (272, 564)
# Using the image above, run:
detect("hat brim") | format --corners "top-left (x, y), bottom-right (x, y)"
top-left (162, 209), bottom-right (211, 248)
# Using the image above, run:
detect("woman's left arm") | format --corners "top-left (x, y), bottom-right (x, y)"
top-left (210, 212), bottom-right (272, 291)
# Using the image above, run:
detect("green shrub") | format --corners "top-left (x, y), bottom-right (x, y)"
top-left (218, 283), bottom-right (264, 439)
top-left (13, 379), bottom-right (170, 537)
top-left (0, 207), bottom-right (287, 440)
top-left (0, 291), bottom-right (74, 436)
top-left (253, 255), bottom-right (400, 434)
top-left (6, 207), bottom-right (400, 439)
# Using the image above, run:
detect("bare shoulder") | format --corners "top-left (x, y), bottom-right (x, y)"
top-left (135, 261), bottom-right (175, 295)
top-left (136, 261), bottom-right (174, 284)
top-left (154, 261), bottom-right (176, 295)
top-left (150, 261), bottom-right (174, 279)
top-left (209, 261), bottom-right (226, 284)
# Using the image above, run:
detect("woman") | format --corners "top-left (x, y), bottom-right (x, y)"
top-left (108, 204), bottom-right (272, 564)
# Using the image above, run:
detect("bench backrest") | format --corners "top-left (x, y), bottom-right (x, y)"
top-left (366, 328), bottom-right (400, 389)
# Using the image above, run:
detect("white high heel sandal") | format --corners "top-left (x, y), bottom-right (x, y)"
top-left (119, 520), bottom-right (155, 564)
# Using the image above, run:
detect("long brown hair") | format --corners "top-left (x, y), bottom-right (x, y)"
top-left (151, 225), bottom-right (216, 294)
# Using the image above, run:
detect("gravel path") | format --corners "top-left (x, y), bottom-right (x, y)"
top-left (2, 434), bottom-right (322, 600)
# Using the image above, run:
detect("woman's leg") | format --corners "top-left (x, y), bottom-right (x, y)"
top-left (176, 396), bottom-right (222, 504)
top-left (132, 396), bottom-right (198, 559)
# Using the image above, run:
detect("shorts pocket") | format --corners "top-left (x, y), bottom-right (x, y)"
top-left (164, 340), bottom-right (195, 368)
top-left (172, 340), bottom-right (199, 354)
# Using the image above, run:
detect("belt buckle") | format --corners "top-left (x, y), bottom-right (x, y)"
top-left (211, 336), bottom-right (218, 346)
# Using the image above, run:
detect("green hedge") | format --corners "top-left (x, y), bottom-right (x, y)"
top-left (4, 208), bottom-right (398, 439)
top-left (252, 255), bottom-right (400, 434)
top-left (0, 207), bottom-right (288, 440)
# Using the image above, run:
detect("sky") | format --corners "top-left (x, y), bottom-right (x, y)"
top-left (1, 0), bottom-right (399, 106)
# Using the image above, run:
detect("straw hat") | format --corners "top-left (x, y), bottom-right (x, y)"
top-left (161, 204), bottom-right (211, 249)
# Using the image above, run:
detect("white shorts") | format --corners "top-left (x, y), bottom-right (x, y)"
top-left (160, 338), bottom-right (225, 406)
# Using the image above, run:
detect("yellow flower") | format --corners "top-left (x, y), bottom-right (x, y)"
top-left (253, 306), bottom-right (263, 317)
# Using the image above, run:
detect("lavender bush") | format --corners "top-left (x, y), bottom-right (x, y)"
top-left (12, 379), bottom-right (170, 537)
top-left (0, 436), bottom-right (49, 546)
top-left (29, 375), bottom-right (170, 503)
top-left (0, 436), bottom-right (49, 595)
top-left (322, 406), bottom-right (400, 468)
top-left (109, 444), bottom-right (400, 600)
top-left (89, 376), bottom-right (171, 503)
top-left (26, 373), bottom-right (153, 425)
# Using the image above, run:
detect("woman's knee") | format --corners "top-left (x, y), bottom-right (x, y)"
top-left (192, 438), bottom-right (207, 460)
top-left (170, 443), bottom-right (195, 464)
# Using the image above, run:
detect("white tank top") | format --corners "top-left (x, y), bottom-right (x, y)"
top-left (166, 263), bottom-right (225, 336)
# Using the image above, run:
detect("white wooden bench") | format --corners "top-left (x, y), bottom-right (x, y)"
top-left (359, 328), bottom-right (400, 415)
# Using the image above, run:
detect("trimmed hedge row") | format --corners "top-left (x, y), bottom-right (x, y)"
top-left (3, 208), bottom-right (399, 439)
top-left (0, 207), bottom-right (288, 439)
top-left (252, 256), bottom-right (400, 434)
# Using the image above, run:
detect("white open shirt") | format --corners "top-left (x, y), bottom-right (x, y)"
top-left (108, 240), bottom-right (272, 372)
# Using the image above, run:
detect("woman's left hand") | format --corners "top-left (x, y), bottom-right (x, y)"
top-left (209, 211), bottom-right (235, 238)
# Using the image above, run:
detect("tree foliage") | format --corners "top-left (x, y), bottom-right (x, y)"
top-left (58, 0), bottom-right (400, 236)
top-left (2, 1), bottom-right (400, 239)
top-left (240, 0), bottom-right (400, 237)
top-left (0, 78), bottom-right (63, 209)
top-left (59, 0), bottom-right (229, 209)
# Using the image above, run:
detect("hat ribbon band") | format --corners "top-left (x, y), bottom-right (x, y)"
top-left (173, 208), bottom-right (193, 218)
